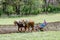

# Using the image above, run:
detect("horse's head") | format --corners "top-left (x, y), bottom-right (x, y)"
top-left (14, 21), bottom-right (18, 26)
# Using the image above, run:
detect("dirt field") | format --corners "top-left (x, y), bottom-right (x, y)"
top-left (0, 25), bottom-right (18, 34)
top-left (44, 21), bottom-right (60, 31)
top-left (0, 21), bottom-right (60, 34)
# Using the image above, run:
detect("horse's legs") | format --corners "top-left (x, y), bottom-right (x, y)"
top-left (21, 27), bottom-right (22, 32)
top-left (18, 27), bottom-right (22, 32)
top-left (28, 26), bottom-right (30, 32)
top-left (25, 27), bottom-right (27, 32)
top-left (25, 26), bottom-right (29, 32)
top-left (32, 27), bottom-right (34, 31)
top-left (26, 24), bottom-right (30, 32)
top-left (18, 27), bottom-right (20, 32)
top-left (31, 25), bottom-right (34, 32)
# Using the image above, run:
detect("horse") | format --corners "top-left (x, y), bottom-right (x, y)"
top-left (14, 20), bottom-right (26, 32)
top-left (14, 19), bottom-right (35, 32)
top-left (23, 19), bottom-right (35, 32)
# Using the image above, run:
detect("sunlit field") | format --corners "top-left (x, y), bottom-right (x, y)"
top-left (0, 31), bottom-right (60, 40)
top-left (0, 0), bottom-right (60, 40)
top-left (0, 13), bottom-right (60, 25)
top-left (0, 14), bottom-right (60, 40)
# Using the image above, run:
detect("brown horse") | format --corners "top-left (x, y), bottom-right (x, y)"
top-left (23, 20), bottom-right (34, 32)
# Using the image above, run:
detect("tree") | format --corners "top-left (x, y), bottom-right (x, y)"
top-left (13, 0), bottom-right (20, 15)
top-left (20, 0), bottom-right (42, 15)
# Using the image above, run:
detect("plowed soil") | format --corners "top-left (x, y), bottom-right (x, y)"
top-left (0, 21), bottom-right (60, 34)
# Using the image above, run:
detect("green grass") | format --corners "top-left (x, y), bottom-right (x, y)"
top-left (0, 31), bottom-right (60, 40)
top-left (0, 13), bottom-right (60, 25)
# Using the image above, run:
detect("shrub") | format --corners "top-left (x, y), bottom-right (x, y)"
top-left (0, 9), bottom-right (3, 16)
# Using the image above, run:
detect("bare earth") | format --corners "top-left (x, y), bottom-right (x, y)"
top-left (0, 21), bottom-right (60, 34)
top-left (0, 25), bottom-right (18, 34)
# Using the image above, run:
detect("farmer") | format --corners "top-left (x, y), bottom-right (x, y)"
top-left (39, 20), bottom-right (47, 31)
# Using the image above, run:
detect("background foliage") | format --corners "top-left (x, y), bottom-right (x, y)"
top-left (0, 0), bottom-right (60, 16)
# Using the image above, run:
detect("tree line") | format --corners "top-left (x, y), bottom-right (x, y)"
top-left (0, 0), bottom-right (60, 16)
